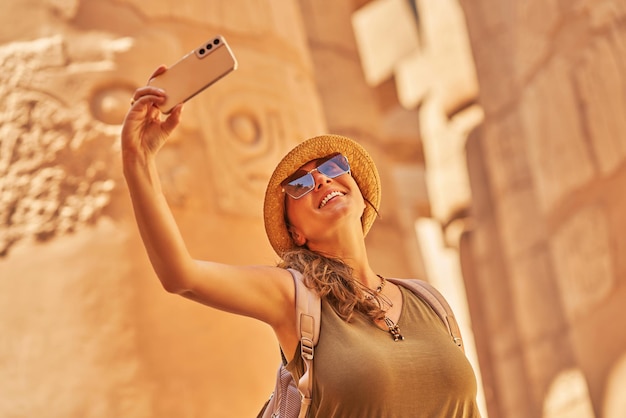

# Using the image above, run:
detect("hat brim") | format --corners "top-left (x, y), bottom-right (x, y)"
top-left (263, 134), bottom-right (381, 256)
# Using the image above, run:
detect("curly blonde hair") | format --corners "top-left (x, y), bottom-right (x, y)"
top-left (278, 248), bottom-right (387, 323)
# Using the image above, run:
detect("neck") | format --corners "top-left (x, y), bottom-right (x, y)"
top-left (309, 240), bottom-right (379, 290)
top-left (305, 219), bottom-right (381, 288)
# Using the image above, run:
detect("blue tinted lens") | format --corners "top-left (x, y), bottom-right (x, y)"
top-left (317, 154), bottom-right (350, 178)
top-left (283, 173), bottom-right (315, 199)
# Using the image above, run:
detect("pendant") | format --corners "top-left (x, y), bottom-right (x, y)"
top-left (384, 317), bottom-right (404, 341)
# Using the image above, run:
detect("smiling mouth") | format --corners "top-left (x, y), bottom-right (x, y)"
top-left (319, 191), bottom-right (345, 208)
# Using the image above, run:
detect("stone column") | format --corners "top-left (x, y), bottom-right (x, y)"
top-left (459, 0), bottom-right (626, 417)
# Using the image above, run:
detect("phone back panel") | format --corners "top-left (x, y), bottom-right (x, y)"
top-left (148, 36), bottom-right (237, 113)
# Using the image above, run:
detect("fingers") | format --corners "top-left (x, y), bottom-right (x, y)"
top-left (161, 103), bottom-right (184, 135)
top-left (147, 101), bottom-right (163, 121)
top-left (148, 65), bottom-right (168, 82)
top-left (128, 65), bottom-right (168, 107)
top-left (130, 86), bottom-right (166, 109)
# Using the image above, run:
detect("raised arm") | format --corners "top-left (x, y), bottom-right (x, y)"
top-left (120, 68), bottom-right (297, 351)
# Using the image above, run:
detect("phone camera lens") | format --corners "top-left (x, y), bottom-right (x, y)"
top-left (199, 48), bottom-right (205, 55)
top-left (213, 38), bottom-right (220, 45)
top-left (206, 44), bottom-right (213, 50)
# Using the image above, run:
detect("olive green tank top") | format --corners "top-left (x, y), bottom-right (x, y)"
top-left (286, 286), bottom-right (481, 417)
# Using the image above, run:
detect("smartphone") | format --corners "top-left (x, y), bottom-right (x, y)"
top-left (148, 35), bottom-right (238, 114)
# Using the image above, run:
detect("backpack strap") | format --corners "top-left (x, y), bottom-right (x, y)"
top-left (387, 278), bottom-right (464, 353)
top-left (287, 268), bottom-right (321, 418)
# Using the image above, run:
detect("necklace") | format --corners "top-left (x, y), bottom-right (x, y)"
top-left (374, 275), bottom-right (404, 342)
top-left (375, 274), bottom-right (386, 293)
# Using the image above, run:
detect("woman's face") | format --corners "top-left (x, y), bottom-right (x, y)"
top-left (283, 155), bottom-right (366, 248)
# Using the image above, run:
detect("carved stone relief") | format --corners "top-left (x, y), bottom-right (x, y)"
top-left (0, 36), bottom-right (122, 256)
top-left (573, 35), bottom-right (626, 175)
top-left (519, 57), bottom-right (595, 214)
top-left (193, 49), bottom-right (325, 216)
top-left (482, 113), bottom-right (533, 195)
top-left (550, 205), bottom-right (614, 321)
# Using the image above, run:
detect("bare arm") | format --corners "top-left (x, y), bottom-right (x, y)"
top-left (121, 68), bottom-right (297, 352)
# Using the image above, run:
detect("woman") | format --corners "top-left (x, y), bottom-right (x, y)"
top-left (122, 67), bottom-right (481, 417)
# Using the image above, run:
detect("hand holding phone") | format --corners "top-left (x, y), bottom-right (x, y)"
top-left (148, 35), bottom-right (238, 114)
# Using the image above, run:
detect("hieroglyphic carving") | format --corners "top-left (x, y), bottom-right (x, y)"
top-left (482, 113), bottom-right (533, 195)
top-left (193, 45), bottom-right (325, 216)
top-left (550, 205), bottom-right (614, 320)
top-left (519, 57), bottom-right (595, 213)
top-left (0, 36), bottom-right (127, 256)
top-left (573, 35), bottom-right (626, 175)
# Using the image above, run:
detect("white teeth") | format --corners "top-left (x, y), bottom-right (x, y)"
top-left (319, 191), bottom-right (344, 208)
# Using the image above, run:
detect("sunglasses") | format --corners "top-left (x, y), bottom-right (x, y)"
top-left (281, 153), bottom-right (351, 199)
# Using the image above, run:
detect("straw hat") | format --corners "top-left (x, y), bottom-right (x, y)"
top-left (263, 134), bottom-right (381, 256)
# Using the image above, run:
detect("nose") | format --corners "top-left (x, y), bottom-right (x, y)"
top-left (312, 170), bottom-right (331, 190)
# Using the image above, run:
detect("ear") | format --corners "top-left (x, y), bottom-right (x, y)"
top-left (288, 225), bottom-right (307, 247)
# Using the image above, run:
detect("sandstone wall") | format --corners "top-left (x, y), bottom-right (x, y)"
top-left (459, 1), bottom-right (626, 417)
top-left (3, 0), bottom-right (623, 417)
